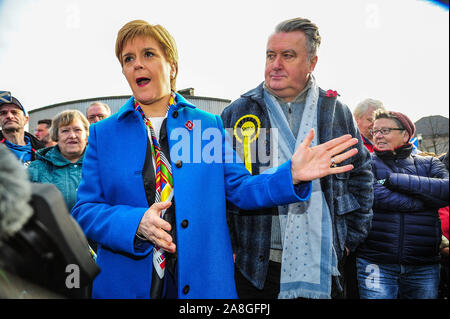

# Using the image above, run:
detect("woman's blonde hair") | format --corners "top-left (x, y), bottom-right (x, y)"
top-left (50, 110), bottom-right (89, 142)
top-left (115, 19), bottom-right (179, 91)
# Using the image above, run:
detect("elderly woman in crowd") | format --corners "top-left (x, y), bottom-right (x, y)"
top-left (356, 110), bottom-right (449, 299)
top-left (28, 110), bottom-right (89, 212)
top-left (71, 19), bottom-right (359, 299)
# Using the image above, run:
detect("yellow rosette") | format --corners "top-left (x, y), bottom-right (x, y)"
top-left (233, 115), bottom-right (261, 174)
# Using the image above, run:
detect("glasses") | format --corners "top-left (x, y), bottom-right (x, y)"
top-left (87, 114), bottom-right (106, 121)
top-left (370, 128), bottom-right (404, 136)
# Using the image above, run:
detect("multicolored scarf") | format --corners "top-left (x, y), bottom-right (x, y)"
top-left (134, 92), bottom-right (176, 298)
top-left (134, 94), bottom-right (175, 203)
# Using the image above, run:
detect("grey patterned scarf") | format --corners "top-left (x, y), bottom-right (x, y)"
top-left (264, 76), bottom-right (339, 298)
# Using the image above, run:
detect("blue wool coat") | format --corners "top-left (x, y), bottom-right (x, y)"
top-left (71, 94), bottom-right (311, 299)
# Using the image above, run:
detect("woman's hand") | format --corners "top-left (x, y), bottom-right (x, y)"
top-left (291, 128), bottom-right (359, 183)
top-left (137, 201), bottom-right (176, 253)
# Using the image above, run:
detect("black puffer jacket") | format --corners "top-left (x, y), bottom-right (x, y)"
top-left (357, 144), bottom-right (449, 265)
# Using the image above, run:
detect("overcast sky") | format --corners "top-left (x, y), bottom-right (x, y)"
top-left (0, 0), bottom-right (448, 123)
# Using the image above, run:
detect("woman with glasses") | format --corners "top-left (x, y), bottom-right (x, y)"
top-left (356, 110), bottom-right (449, 299)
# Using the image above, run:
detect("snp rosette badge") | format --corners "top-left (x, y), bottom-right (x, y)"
top-left (233, 114), bottom-right (261, 174)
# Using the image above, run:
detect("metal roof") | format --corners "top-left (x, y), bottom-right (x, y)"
top-left (28, 90), bottom-right (231, 133)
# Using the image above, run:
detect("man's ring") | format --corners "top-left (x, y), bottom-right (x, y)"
top-left (330, 157), bottom-right (337, 168)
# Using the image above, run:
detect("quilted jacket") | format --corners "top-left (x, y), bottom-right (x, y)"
top-left (357, 144), bottom-right (449, 265)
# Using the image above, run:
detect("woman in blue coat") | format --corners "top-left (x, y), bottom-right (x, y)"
top-left (71, 19), bottom-right (359, 299)
top-left (356, 110), bottom-right (449, 299)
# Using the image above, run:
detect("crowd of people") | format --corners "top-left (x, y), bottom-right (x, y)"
top-left (0, 16), bottom-right (448, 300)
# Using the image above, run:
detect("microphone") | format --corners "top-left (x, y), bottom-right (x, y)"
top-left (0, 144), bottom-right (100, 298)
top-left (0, 144), bottom-right (33, 239)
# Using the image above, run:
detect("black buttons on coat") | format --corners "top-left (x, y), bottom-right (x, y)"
top-left (172, 110), bottom-right (178, 118)
top-left (181, 220), bottom-right (189, 228)
top-left (175, 160), bottom-right (183, 168)
top-left (182, 285), bottom-right (190, 295)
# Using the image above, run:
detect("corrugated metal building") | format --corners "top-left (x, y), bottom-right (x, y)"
top-left (28, 88), bottom-right (231, 133)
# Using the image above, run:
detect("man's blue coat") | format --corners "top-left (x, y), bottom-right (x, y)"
top-left (71, 94), bottom-right (311, 298)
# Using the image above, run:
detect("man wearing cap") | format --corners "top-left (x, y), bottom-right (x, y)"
top-left (0, 94), bottom-right (44, 166)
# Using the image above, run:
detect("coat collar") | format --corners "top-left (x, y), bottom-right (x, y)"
top-left (242, 82), bottom-right (265, 100)
top-left (374, 143), bottom-right (413, 160)
top-left (242, 81), bottom-right (330, 102)
top-left (117, 93), bottom-right (196, 122)
top-left (35, 145), bottom-right (84, 167)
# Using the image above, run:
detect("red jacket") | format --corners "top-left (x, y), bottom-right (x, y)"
top-left (361, 134), bottom-right (374, 153)
top-left (439, 206), bottom-right (449, 239)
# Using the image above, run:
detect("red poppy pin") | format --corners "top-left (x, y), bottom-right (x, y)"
top-left (326, 89), bottom-right (339, 98)
top-left (185, 120), bottom-right (194, 130)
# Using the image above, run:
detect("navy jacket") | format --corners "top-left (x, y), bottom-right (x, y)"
top-left (221, 83), bottom-right (374, 290)
top-left (357, 144), bottom-right (449, 265)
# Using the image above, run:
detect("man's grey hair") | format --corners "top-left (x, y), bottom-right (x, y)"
top-left (275, 17), bottom-right (321, 60)
top-left (353, 98), bottom-right (385, 119)
top-left (86, 101), bottom-right (111, 116)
